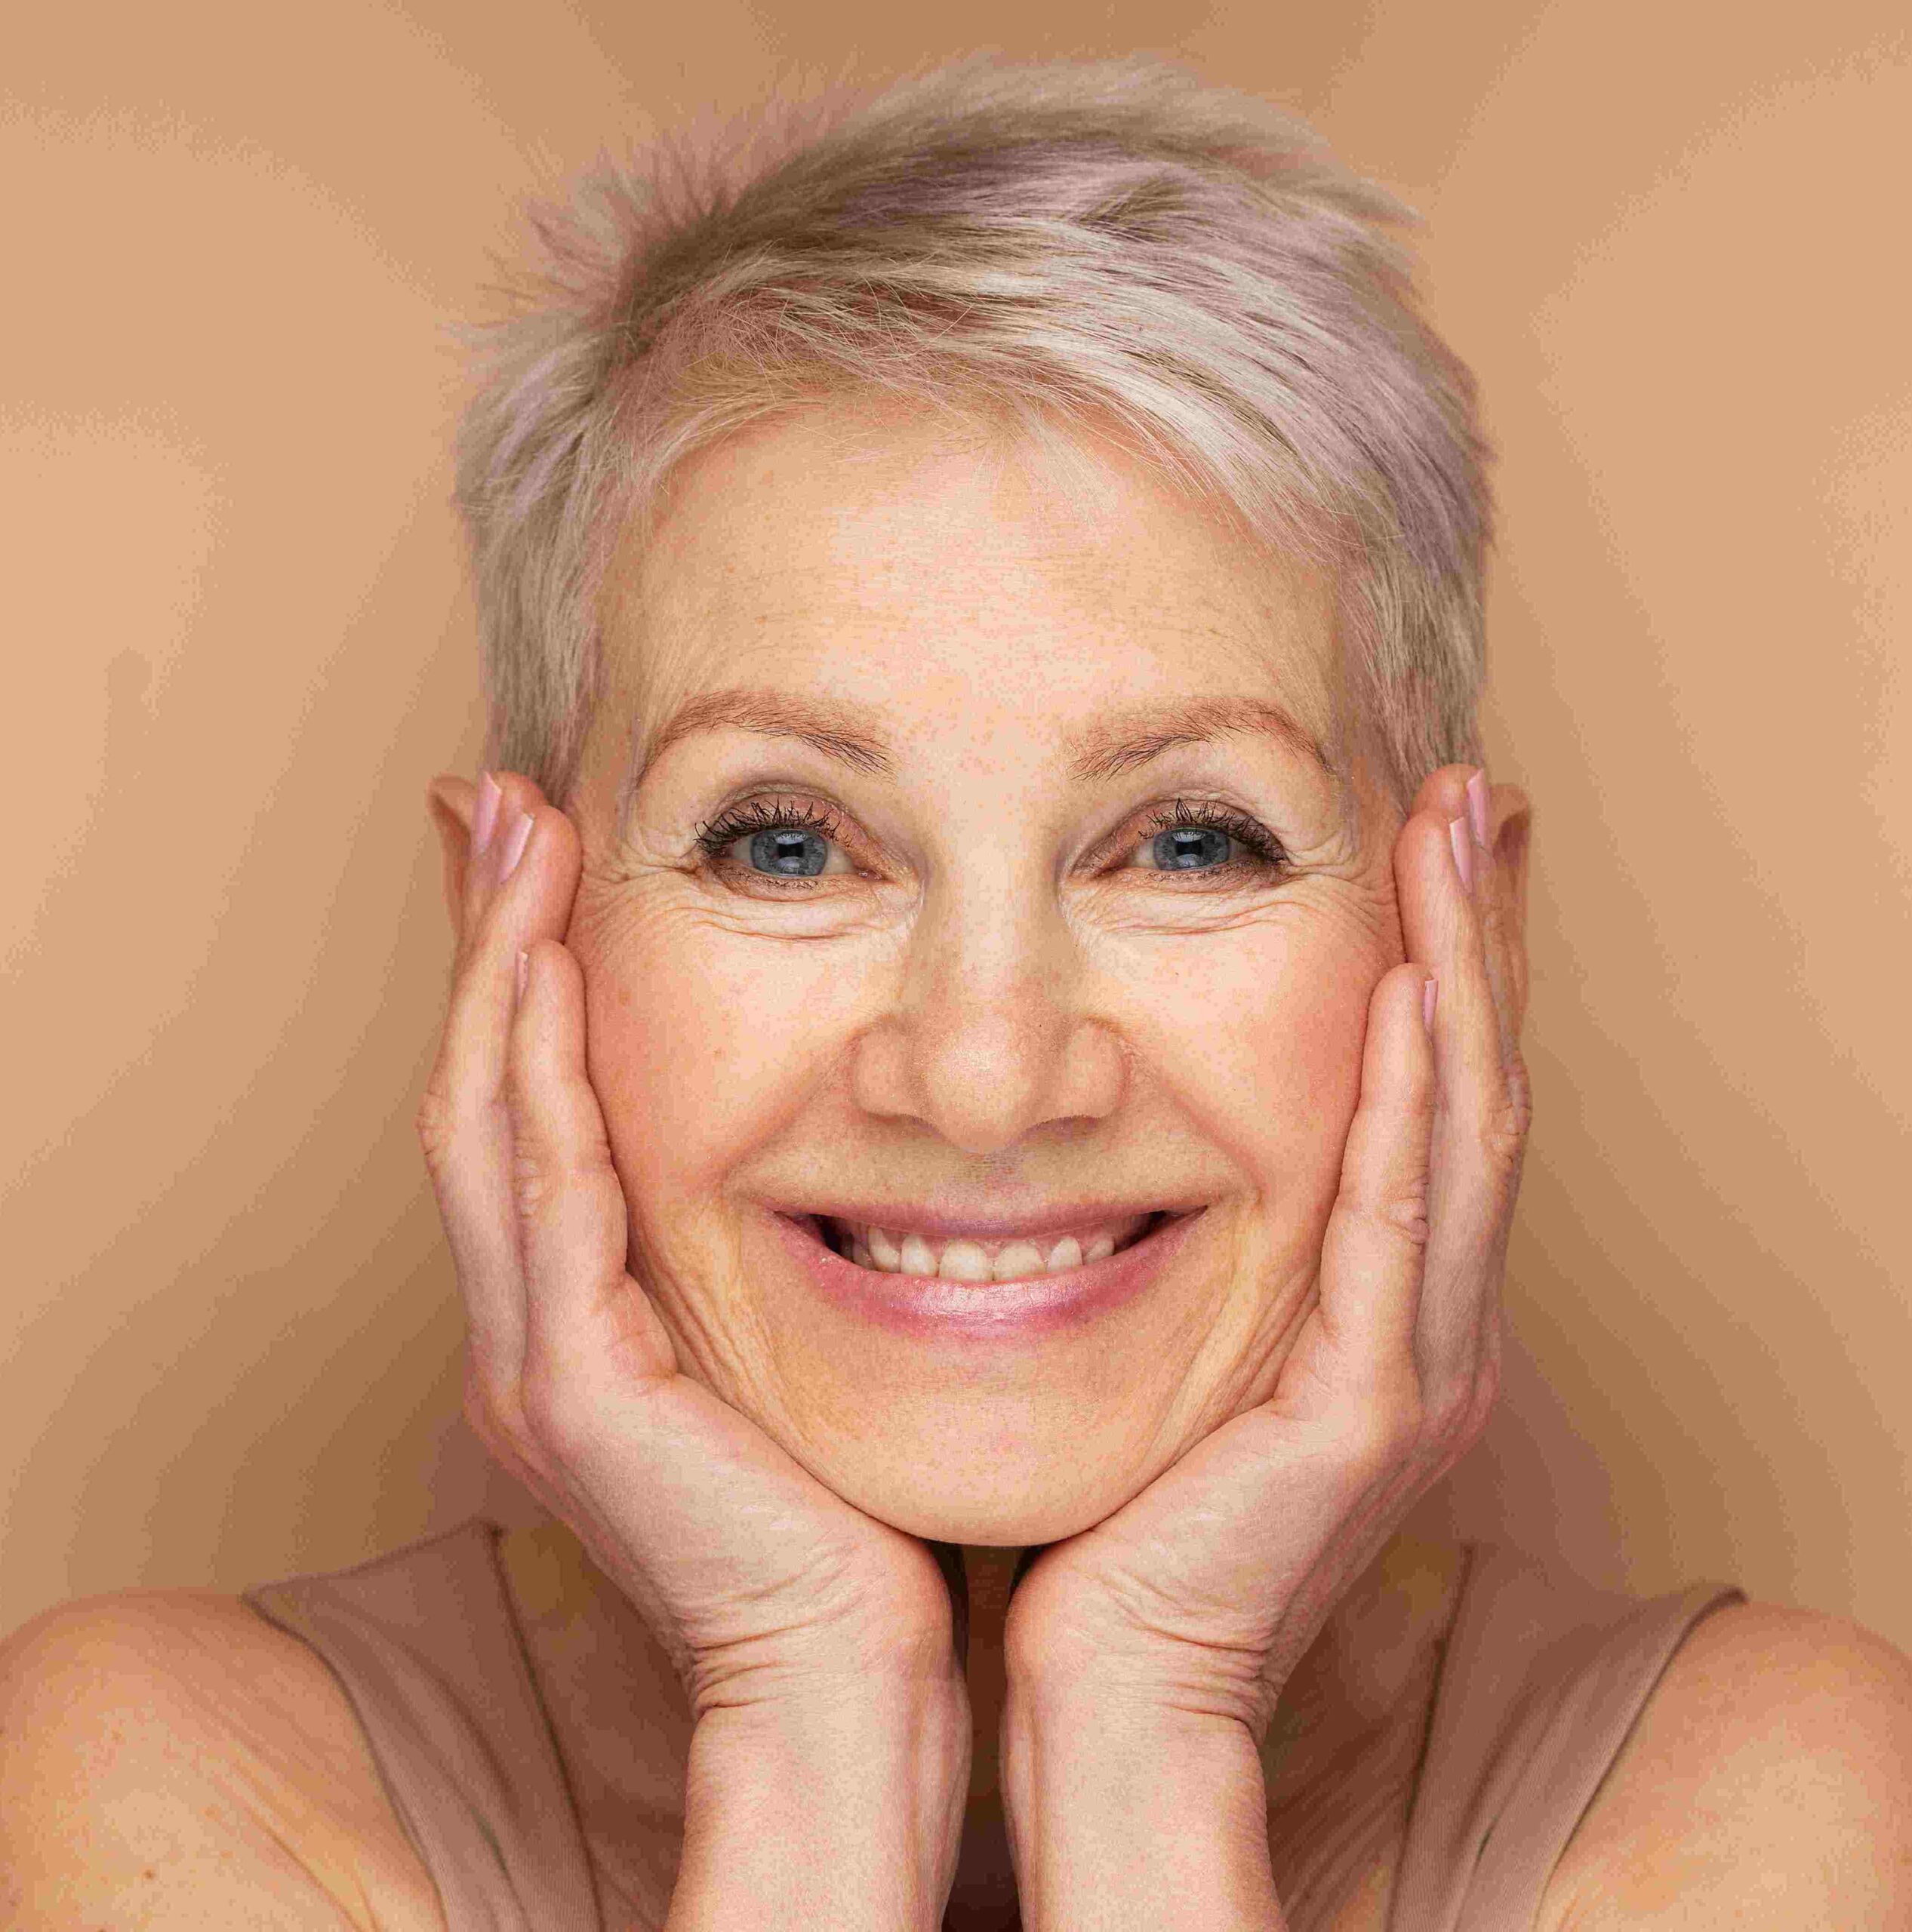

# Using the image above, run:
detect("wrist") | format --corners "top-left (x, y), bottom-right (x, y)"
top-left (669, 1678), bottom-right (969, 1932)
top-left (1000, 1683), bottom-right (1283, 1932)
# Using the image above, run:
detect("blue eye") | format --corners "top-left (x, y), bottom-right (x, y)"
top-left (1135, 800), bottom-right (1289, 874)
top-left (695, 797), bottom-right (849, 883)
top-left (692, 793), bottom-right (1289, 891)
top-left (1150, 824), bottom-right (1230, 870)
top-left (746, 826), bottom-right (830, 875)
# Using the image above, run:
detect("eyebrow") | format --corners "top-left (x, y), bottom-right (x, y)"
top-left (622, 685), bottom-right (1337, 817)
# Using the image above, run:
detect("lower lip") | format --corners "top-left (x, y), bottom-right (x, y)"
top-left (767, 1208), bottom-right (1206, 1341)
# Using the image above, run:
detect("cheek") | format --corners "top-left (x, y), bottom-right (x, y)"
top-left (577, 911), bottom-right (854, 1220)
top-left (1119, 918), bottom-right (1376, 1207)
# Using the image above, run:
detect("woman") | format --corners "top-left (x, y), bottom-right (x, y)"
top-left (5, 54), bottom-right (1909, 1931)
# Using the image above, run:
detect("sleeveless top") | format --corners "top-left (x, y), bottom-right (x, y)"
top-left (242, 1519), bottom-right (1741, 1931)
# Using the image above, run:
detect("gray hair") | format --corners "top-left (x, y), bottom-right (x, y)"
top-left (454, 55), bottom-right (1494, 812)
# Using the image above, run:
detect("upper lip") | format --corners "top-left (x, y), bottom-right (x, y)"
top-left (778, 1201), bottom-right (1205, 1242)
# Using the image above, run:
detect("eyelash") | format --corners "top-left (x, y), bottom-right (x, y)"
top-left (690, 793), bottom-right (1291, 890)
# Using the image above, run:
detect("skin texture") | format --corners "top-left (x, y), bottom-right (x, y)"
top-left (567, 398), bottom-right (1411, 1547)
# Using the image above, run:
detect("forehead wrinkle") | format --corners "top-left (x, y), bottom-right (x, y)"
top-left (600, 413), bottom-right (1351, 829)
top-left (612, 569), bottom-right (1345, 825)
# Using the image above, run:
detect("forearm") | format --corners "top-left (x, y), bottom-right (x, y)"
top-left (667, 1682), bottom-right (969, 1931)
top-left (1000, 1686), bottom-right (1286, 1932)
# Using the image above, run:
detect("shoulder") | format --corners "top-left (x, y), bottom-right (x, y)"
top-left (1540, 1598), bottom-right (1912, 1928)
top-left (0, 1585), bottom-right (445, 1930)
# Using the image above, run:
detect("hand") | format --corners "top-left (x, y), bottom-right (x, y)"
top-left (417, 771), bottom-right (968, 1927)
top-left (1002, 760), bottom-right (1532, 1737)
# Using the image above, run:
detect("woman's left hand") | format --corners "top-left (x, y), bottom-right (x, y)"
top-left (999, 762), bottom-right (1531, 1921)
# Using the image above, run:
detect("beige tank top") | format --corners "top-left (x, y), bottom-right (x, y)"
top-left (242, 1520), bottom-right (1739, 1931)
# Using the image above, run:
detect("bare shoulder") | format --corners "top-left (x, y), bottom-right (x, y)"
top-left (1541, 1599), bottom-right (1912, 1929)
top-left (0, 1585), bottom-right (445, 1931)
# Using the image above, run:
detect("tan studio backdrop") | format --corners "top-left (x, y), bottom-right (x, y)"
top-left (5, 0), bottom-right (1909, 1646)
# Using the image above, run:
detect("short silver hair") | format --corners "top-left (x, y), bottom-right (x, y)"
top-left (454, 55), bottom-right (1494, 811)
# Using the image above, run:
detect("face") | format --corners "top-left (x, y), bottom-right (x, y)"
top-left (562, 399), bottom-right (1409, 1546)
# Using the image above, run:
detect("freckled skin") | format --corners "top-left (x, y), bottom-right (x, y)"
top-left (562, 399), bottom-right (1408, 1546)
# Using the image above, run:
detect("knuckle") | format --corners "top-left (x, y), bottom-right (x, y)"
top-left (1503, 1054), bottom-right (1536, 1141)
top-left (1370, 1177), bottom-right (1432, 1247)
top-left (414, 1085), bottom-right (462, 1177)
top-left (510, 1137), bottom-right (561, 1227)
top-left (1477, 1076), bottom-right (1532, 1179)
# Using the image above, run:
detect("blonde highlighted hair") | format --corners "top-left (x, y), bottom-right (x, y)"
top-left (454, 56), bottom-right (1494, 809)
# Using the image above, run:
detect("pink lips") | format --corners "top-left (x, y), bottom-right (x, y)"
top-left (768, 1204), bottom-right (1205, 1341)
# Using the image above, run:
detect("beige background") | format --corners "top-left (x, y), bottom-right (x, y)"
top-left (5, 0), bottom-right (1907, 1646)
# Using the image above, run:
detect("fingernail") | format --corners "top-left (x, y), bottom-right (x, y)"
top-left (1421, 974), bottom-right (1437, 1032)
top-left (1448, 815), bottom-right (1473, 894)
top-left (516, 948), bottom-right (529, 1005)
top-left (1466, 768), bottom-right (1490, 848)
top-left (500, 807), bottom-right (535, 881)
top-left (474, 771), bottom-right (502, 857)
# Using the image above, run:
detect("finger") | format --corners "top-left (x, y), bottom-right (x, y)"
top-left (1466, 783), bottom-right (1533, 1369)
top-left (459, 769), bottom-right (506, 960)
top-left (1466, 774), bottom-right (1533, 1081)
top-left (424, 775), bottom-right (477, 950)
top-left (1313, 961), bottom-right (1436, 1378)
top-left (457, 771), bottom-right (542, 978)
top-left (417, 780), bottom-right (575, 1404)
top-left (1408, 766), bottom-right (1517, 1081)
top-left (417, 962), bottom-right (528, 1404)
top-left (506, 936), bottom-right (678, 1450)
top-left (1393, 779), bottom-right (1521, 1388)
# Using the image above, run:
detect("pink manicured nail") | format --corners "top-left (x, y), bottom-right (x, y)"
top-left (1448, 815), bottom-right (1473, 894)
top-left (474, 771), bottom-right (502, 857)
top-left (500, 808), bottom-right (534, 881)
top-left (1466, 768), bottom-right (1490, 848)
top-left (1421, 974), bottom-right (1437, 1032)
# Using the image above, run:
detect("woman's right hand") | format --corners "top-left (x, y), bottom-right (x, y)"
top-left (417, 770), bottom-right (968, 1927)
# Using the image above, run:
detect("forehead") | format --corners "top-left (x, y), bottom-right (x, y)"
top-left (599, 398), bottom-right (1346, 775)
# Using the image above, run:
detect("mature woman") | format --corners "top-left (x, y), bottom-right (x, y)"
top-left (5, 54), bottom-right (1909, 1932)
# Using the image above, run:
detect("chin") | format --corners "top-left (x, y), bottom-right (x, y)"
top-left (811, 1449), bottom-right (1153, 1549)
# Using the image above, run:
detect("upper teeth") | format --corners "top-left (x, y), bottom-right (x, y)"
top-left (827, 1217), bottom-right (1151, 1281)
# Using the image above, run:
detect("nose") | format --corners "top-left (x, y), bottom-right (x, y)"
top-left (846, 863), bottom-right (1128, 1155)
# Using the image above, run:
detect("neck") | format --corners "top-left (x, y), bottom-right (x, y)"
top-left (947, 1545), bottom-right (1028, 1918)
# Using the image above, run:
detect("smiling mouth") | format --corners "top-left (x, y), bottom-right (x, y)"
top-left (799, 1210), bottom-right (1180, 1283)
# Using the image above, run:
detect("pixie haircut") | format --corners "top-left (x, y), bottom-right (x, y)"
top-left (455, 55), bottom-right (1494, 813)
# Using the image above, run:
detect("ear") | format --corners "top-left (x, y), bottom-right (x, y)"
top-left (425, 775), bottom-right (478, 938)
